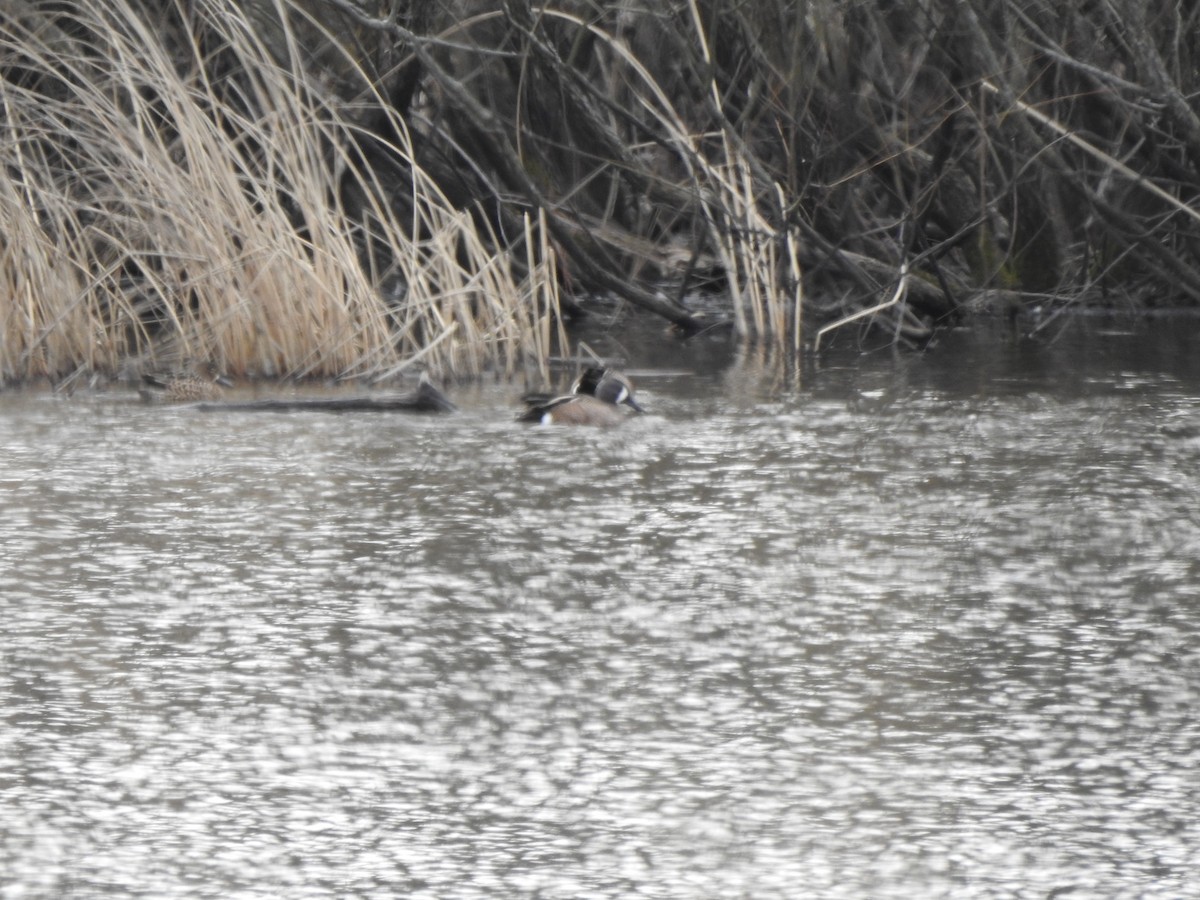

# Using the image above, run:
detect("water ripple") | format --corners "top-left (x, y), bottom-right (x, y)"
top-left (2, 349), bottom-right (1200, 898)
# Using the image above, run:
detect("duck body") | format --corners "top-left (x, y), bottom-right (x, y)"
top-left (518, 366), bottom-right (643, 426)
top-left (520, 393), bottom-right (634, 426)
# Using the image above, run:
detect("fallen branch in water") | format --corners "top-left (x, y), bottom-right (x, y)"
top-left (196, 395), bottom-right (457, 414)
top-left (194, 380), bottom-right (457, 414)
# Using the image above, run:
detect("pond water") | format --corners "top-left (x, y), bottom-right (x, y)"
top-left (2, 320), bottom-right (1200, 898)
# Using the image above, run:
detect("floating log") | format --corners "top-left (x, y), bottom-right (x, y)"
top-left (194, 381), bottom-right (457, 414)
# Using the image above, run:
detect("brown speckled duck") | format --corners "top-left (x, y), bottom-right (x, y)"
top-left (138, 361), bottom-right (232, 403)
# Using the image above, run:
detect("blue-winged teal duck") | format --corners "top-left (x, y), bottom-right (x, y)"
top-left (518, 366), bottom-right (644, 426)
top-left (138, 361), bottom-right (233, 403)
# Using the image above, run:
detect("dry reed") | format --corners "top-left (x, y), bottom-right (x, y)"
top-left (0, 0), bottom-right (559, 385)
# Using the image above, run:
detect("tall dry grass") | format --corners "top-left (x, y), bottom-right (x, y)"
top-left (0, 0), bottom-right (562, 385)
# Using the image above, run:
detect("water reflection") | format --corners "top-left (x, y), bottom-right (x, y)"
top-left (3, 325), bottom-right (1200, 897)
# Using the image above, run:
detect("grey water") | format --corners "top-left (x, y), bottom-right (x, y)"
top-left (3, 322), bottom-right (1200, 898)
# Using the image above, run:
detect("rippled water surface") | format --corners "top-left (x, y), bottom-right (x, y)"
top-left (3, 324), bottom-right (1200, 898)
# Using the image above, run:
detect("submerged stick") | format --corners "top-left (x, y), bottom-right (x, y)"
top-left (814, 264), bottom-right (910, 352)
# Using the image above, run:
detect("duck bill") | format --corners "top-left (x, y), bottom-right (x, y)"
top-left (625, 396), bottom-right (645, 413)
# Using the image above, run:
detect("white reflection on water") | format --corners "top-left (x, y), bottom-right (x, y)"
top-left (2, 340), bottom-right (1200, 898)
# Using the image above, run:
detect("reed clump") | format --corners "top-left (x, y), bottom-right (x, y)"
top-left (0, 0), bottom-right (562, 386)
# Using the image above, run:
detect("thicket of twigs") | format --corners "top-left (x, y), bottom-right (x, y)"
top-left (3, 0), bottom-right (1199, 384)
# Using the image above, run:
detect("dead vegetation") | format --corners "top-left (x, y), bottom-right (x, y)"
top-left (0, 0), bottom-right (563, 385)
top-left (3, 0), bottom-right (1199, 385)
